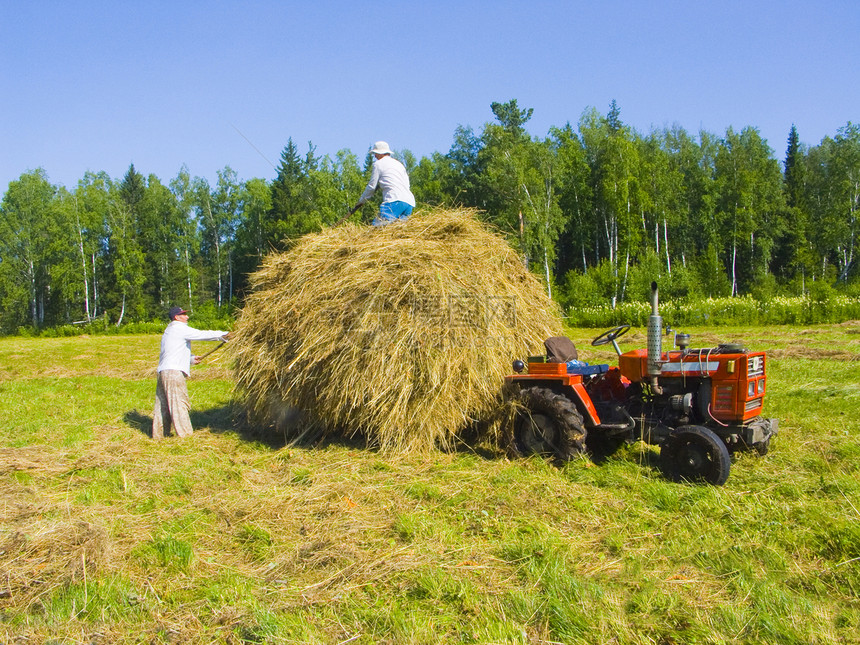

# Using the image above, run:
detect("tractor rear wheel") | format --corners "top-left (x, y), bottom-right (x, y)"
top-left (659, 425), bottom-right (731, 486)
top-left (512, 387), bottom-right (587, 462)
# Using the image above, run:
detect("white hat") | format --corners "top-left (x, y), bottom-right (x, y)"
top-left (370, 141), bottom-right (392, 155)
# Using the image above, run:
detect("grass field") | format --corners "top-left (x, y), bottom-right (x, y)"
top-left (1, 326), bottom-right (859, 644)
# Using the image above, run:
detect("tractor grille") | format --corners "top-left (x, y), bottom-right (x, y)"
top-left (714, 385), bottom-right (734, 411)
top-left (745, 397), bottom-right (763, 412)
top-left (747, 355), bottom-right (764, 377)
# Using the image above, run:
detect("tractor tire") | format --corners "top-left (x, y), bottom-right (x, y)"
top-left (659, 425), bottom-right (731, 486)
top-left (512, 386), bottom-right (587, 462)
top-left (587, 433), bottom-right (628, 463)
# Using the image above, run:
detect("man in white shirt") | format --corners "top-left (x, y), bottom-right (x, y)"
top-left (152, 306), bottom-right (230, 439)
top-left (348, 141), bottom-right (416, 225)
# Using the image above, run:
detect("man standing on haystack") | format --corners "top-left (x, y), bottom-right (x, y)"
top-left (348, 141), bottom-right (416, 225)
top-left (152, 306), bottom-right (230, 440)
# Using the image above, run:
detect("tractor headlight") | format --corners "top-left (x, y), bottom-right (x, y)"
top-left (758, 379), bottom-right (765, 395)
top-left (748, 381), bottom-right (756, 398)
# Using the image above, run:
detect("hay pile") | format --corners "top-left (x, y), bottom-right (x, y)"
top-left (230, 208), bottom-right (563, 452)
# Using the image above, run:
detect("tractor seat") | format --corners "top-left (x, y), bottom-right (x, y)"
top-left (544, 336), bottom-right (578, 362)
top-left (545, 336), bottom-right (608, 375)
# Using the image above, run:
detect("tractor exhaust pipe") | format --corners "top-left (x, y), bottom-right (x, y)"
top-left (647, 281), bottom-right (663, 394)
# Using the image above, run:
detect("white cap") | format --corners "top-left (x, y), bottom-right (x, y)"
top-left (370, 141), bottom-right (392, 155)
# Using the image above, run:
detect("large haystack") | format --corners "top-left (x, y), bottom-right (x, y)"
top-left (230, 208), bottom-right (563, 452)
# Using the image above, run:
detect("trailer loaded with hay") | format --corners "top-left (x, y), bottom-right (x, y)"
top-left (229, 208), bottom-right (562, 453)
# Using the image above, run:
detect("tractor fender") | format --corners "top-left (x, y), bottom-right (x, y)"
top-left (565, 382), bottom-right (602, 427)
top-left (507, 373), bottom-right (602, 427)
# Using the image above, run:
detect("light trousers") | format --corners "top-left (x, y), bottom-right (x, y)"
top-left (152, 369), bottom-right (193, 439)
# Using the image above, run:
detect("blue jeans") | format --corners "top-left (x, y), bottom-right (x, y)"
top-left (373, 201), bottom-right (413, 225)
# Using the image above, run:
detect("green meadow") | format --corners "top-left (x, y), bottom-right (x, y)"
top-left (0, 327), bottom-right (858, 644)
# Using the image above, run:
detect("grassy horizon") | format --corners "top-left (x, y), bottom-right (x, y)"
top-left (0, 328), bottom-right (858, 644)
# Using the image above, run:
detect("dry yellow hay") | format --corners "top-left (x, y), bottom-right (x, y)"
top-left (229, 208), bottom-right (563, 452)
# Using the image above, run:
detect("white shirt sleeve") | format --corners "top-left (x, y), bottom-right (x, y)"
top-left (157, 321), bottom-right (228, 375)
top-left (357, 162), bottom-right (381, 206)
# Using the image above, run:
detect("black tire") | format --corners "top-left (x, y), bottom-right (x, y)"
top-left (659, 425), bottom-right (731, 486)
top-left (586, 433), bottom-right (628, 462)
top-left (512, 386), bottom-right (587, 462)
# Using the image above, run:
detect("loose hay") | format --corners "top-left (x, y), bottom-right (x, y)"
top-left (230, 208), bottom-right (563, 452)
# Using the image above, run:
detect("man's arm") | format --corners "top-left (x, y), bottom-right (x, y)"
top-left (351, 162), bottom-right (381, 212)
top-left (182, 326), bottom-right (230, 342)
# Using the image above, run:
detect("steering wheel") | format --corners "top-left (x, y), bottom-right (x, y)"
top-left (591, 324), bottom-right (631, 347)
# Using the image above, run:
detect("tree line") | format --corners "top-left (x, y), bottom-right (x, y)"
top-left (1, 100), bottom-right (858, 333)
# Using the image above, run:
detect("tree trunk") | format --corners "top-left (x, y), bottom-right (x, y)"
top-left (75, 205), bottom-right (91, 322)
top-left (117, 293), bottom-right (126, 327)
top-left (731, 241), bottom-right (738, 297)
top-left (544, 247), bottom-right (552, 299)
top-left (216, 237), bottom-right (223, 308)
top-left (663, 218), bottom-right (671, 274)
top-left (185, 244), bottom-right (192, 308)
top-left (228, 253), bottom-right (233, 303)
top-left (621, 250), bottom-right (630, 302)
top-left (29, 259), bottom-right (37, 328)
top-left (518, 211), bottom-right (528, 269)
top-left (91, 253), bottom-right (98, 318)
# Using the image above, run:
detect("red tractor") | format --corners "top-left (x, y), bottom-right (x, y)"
top-left (506, 282), bottom-right (777, 485)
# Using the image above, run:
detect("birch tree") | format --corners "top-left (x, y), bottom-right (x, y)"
top-left (714, 127), bottom-right (784, 295)
top-left (580, 103), bottom-right (641, 305)
top-left (0, 169), bottom-right (56, 328)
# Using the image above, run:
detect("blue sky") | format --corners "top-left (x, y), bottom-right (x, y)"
top-left (2, 0), bottom-right (858, 191)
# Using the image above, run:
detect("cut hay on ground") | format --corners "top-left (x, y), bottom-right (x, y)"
top-left (229, 208), bottom-right (563, 452)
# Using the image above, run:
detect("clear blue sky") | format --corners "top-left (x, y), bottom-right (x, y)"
top-left (2, 0), bottom-right (858, 191)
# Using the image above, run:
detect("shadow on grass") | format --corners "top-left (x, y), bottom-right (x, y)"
top-left (123, 404), bottom-right (285, 449)
top-left (122, 406), bottom-right (500, 461)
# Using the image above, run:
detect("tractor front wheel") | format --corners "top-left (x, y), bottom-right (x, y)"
top-left (659, 425), bottom-right (731, 486)
top-left (511, 387), bottom-right (587, 462)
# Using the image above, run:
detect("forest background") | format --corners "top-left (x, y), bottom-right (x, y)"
top-left (2, 99), bottom-right (859, 336)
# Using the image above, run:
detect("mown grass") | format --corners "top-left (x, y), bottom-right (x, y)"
top-left (0, 329), bottom-right (858, 644)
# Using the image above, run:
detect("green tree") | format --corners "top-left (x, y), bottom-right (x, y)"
top-left (74, 172), bottom-right (112, 320)
top-left (474, 100), bottom-right (567, 296)
top-left (831, 123), bottom-right (860, 282)
top-left (443, 125), bottom-right (484, 207)
top-left (52, 186), bottom-right (97, 324)
top-left (408, 153), bottom-right (450, 206)
top-left (0, 169), bottom-right (57, 330)
top-left (579, 104), bottom-right (642, 304)
top-left (490, 99), bottom-right (534, 137)
top-left (268, 139), bottom-right (320, 245)
top-left (108, 164), bottom-right (147, 324)
top-left (306, 149), bottom-right (362, 226)
top-left (637, 130), bottom-right (688, 275)
top-left (169, 166), bottom-right (202, 309)
top-left (139, 174), bottom-right (185, 313)
top-left (478, 100), bottom-right (534, 232)
top-left (551, 123), bottom-right (593, 277)
top-left (198, 166), bottom-right (244, 309)
top-left (774, 125), bottom-right (813, 289)
top-left (662, 127), bottom-right (718, 268)
top-left (234, 177), bottom-right (271, 279)
top-left (714, 127), bottom-right (784, 295)
top-left (806, 125), bottom-right (860, 284)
